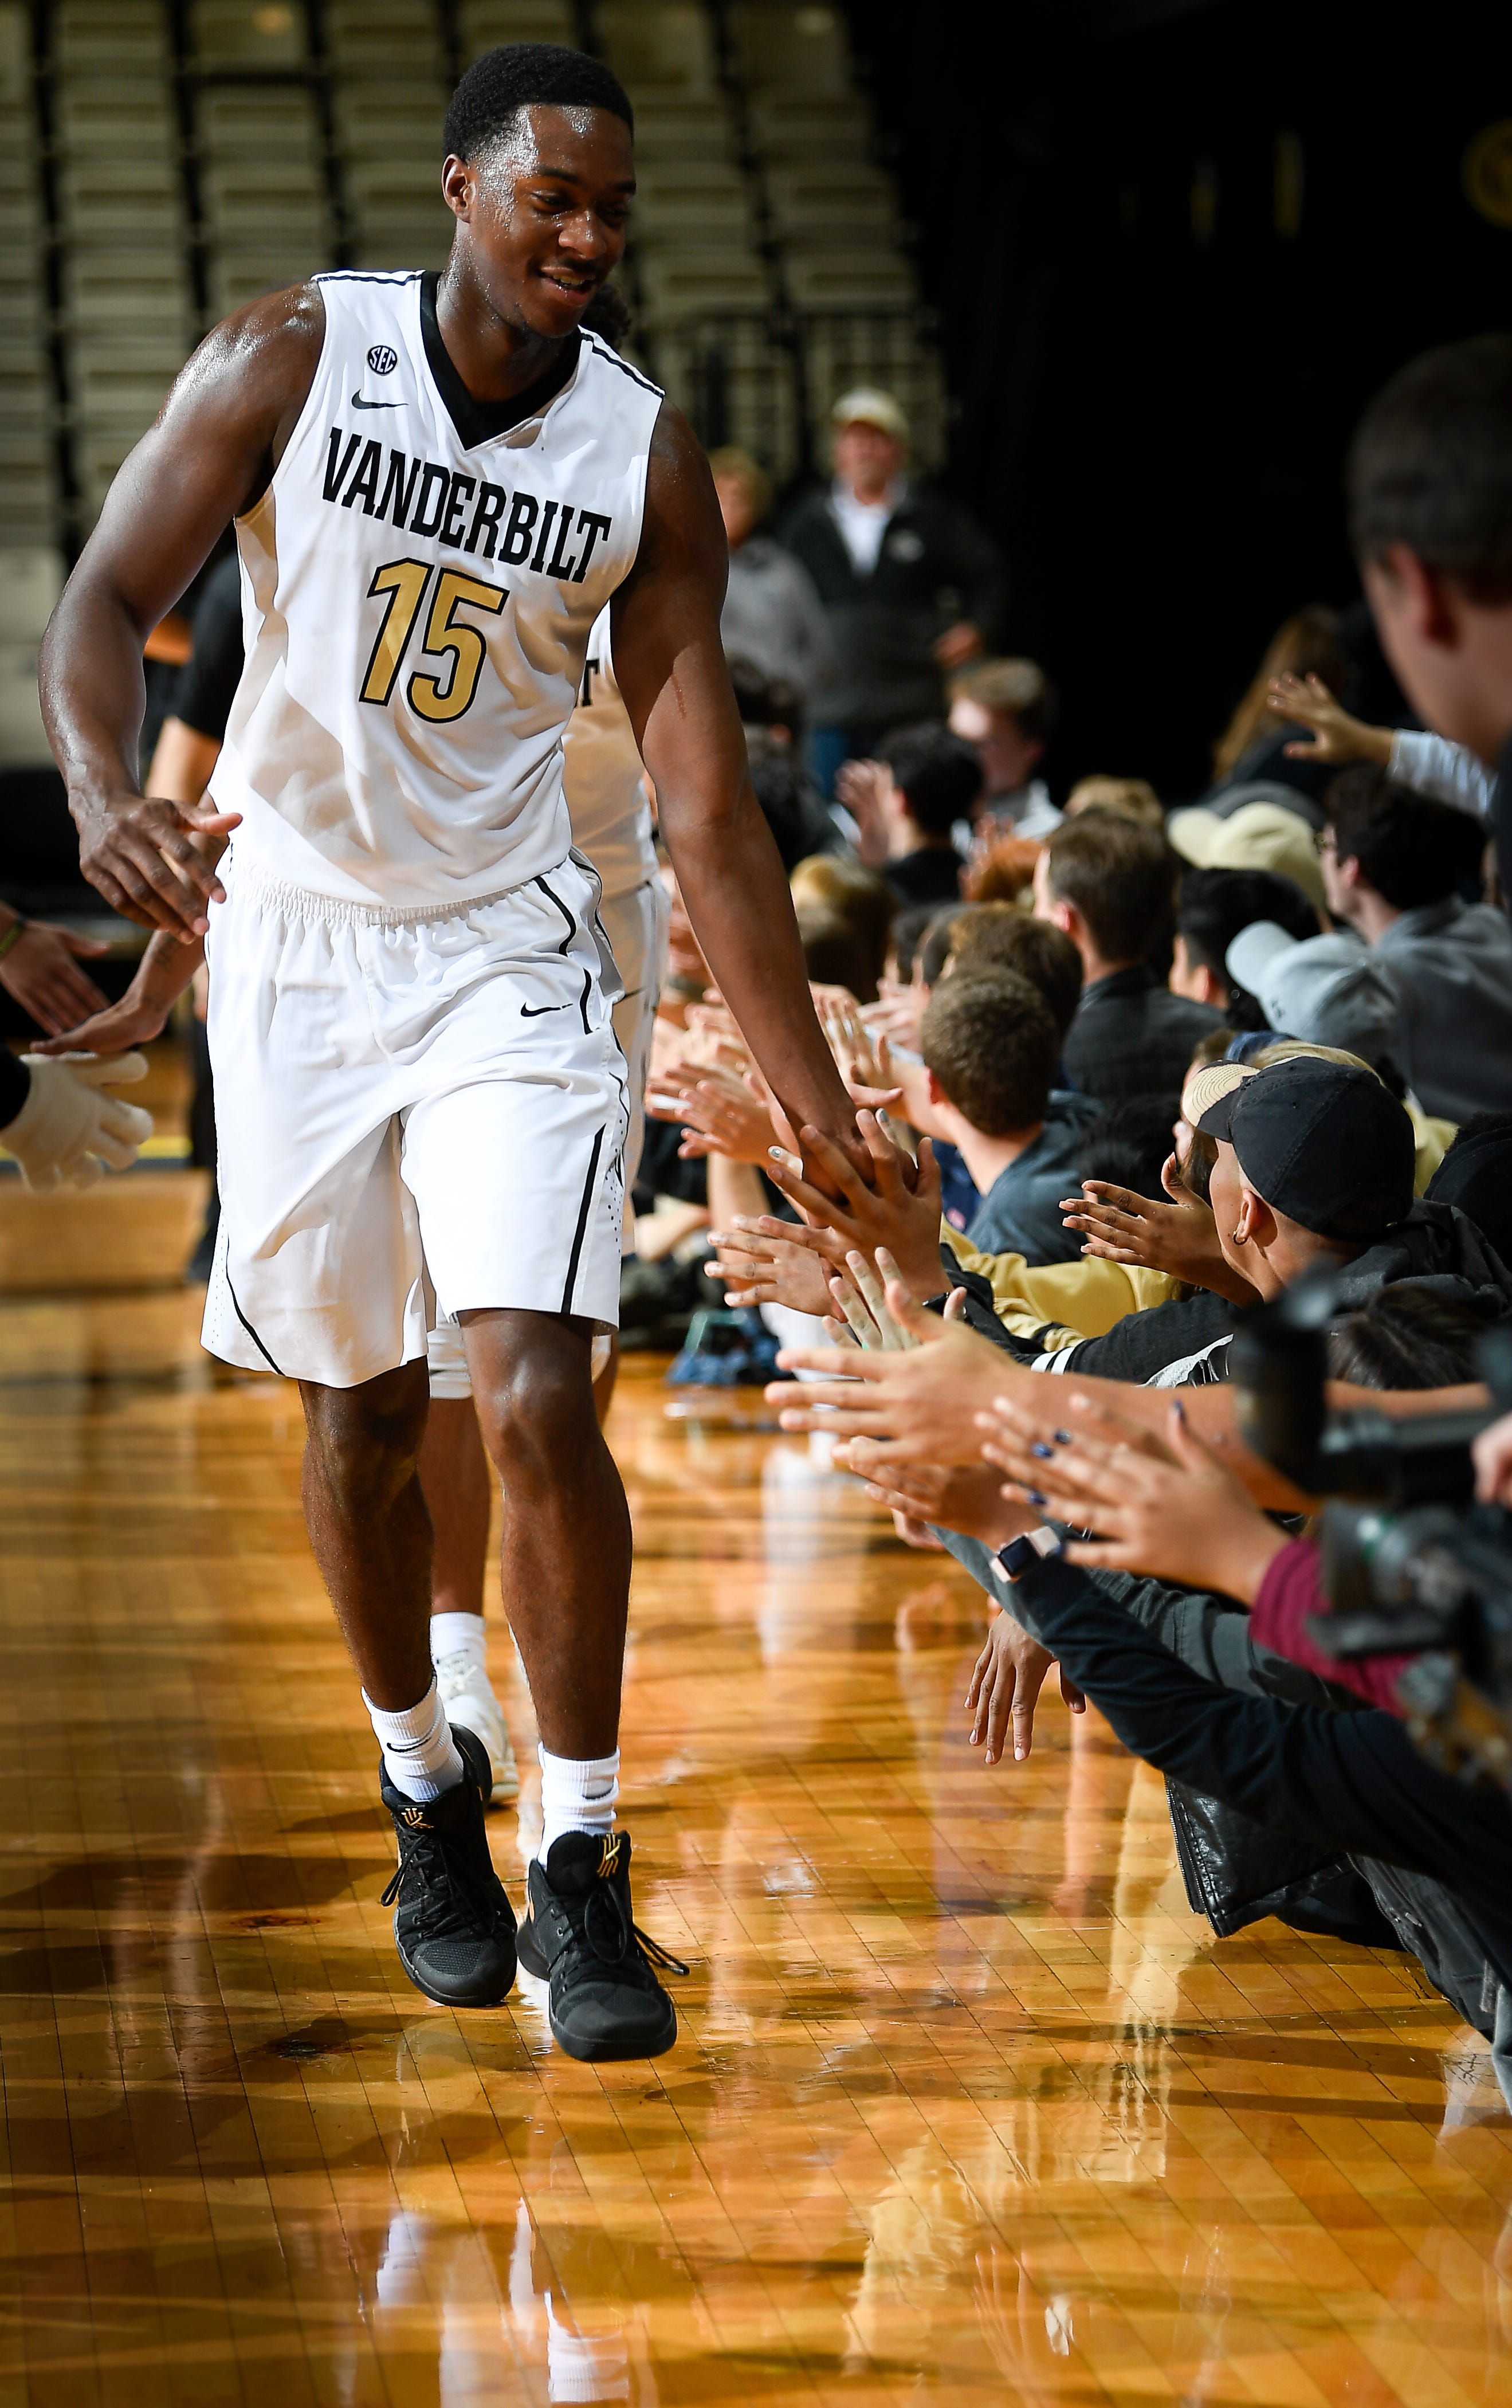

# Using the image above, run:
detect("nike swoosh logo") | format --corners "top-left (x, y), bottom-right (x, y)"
top-left (520, 1002), bottom-right (565, 1017)
top-left (351, 391), bottom-right (399, 410)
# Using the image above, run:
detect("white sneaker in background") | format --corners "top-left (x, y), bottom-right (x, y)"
top-left (434, 1652), bottom-right (520, 1806)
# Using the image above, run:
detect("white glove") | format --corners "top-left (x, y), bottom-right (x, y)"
top-left (5, 1053), bottom-right (154, 1190)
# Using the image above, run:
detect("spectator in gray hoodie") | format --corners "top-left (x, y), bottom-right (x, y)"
top-left (710, 447), bottom-right (833, 710)
top-left (1319, 765), bottom-right (1512, 1123)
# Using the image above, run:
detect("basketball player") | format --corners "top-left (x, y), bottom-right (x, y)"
top-left (53, 303), bottom-right (661, 1817)
top-left (40, 45), bottom-right (863, 2061)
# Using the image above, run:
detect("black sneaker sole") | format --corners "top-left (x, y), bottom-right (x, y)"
top-left (516, 1911), bottom-right (677, 2058)
top-left (548, 1992), bottom-right (678, 2062)
top-left (394, 1931), bottom-right (517, 2009)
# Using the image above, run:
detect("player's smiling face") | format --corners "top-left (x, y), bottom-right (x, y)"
top-left (443, 104), bottom-right (635, 340)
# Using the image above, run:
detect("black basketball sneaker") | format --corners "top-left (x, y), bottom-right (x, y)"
top-left (516, 1829), bottom-right (687, 2060)
top-left (379, 1724), bottom-right (517, 2007)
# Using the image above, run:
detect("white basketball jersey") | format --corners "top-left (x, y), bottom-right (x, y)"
top-left (213, 270), bottom-right (664, 908)
top-left (562, 604), bottom-right (655, 903)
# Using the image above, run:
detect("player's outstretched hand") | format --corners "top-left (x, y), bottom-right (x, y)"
top-left (32, 928), bottom-right (205, 1058)
top-left (74, 792), bottom-right (241, 940)
top-left (765, 1115), bottom-right (945, 1300)
top-left (0, 918), bottom-right (111, 1037)
top-left (965, 1609), bottom-right (1086, 1766)
top-left (5, 1052), bottom-right (154, 1189)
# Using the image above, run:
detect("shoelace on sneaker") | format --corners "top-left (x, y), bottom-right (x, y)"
top-left (572, 1878), bottom-right (690, 1981)
top-left (381, 1823), bottom-right (507, 1941)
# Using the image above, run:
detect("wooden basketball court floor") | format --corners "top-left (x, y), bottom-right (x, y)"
top-left (1, 1281), bottom-right (1510, 2405)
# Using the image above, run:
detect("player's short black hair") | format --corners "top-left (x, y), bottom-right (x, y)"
top-left (1348, 334), bottom-right (1512, 602)
top-left (443, 43), bottom-right (634, 162)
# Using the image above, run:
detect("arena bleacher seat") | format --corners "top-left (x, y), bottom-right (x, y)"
top-left (2, 0), bottom-right (947, 574)
top-left (0, 0), bottom-right (54, 605)
top-left (54, 1), bottom-right (193, 532)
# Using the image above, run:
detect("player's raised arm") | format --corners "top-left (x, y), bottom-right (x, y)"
top-left (38, 285), bottom-right (326, 940)
top-left (611, 403), bottom-right (865, 1179)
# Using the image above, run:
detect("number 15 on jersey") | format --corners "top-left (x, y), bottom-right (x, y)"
top-left (360, 558), bottom-right (506, 725)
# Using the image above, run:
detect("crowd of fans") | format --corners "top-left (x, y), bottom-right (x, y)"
top-left (644, 335), bottom-right (1512, 2106)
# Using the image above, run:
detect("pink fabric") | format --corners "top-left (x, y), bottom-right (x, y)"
top-left (1251, 1538), bottom-right (1413, 1715)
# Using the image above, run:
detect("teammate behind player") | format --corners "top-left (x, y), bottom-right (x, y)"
top-left (422, 566), bottom-right (666, 1802)
top-left (40, 44), bottom-right (863, 2061)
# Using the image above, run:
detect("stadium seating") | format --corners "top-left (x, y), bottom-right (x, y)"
top-left (2, 0), bottom-right (945, 612)
top-left (198, 89), bottom-right (333, 316)
top-left (0, 1), bottom-right (53, 586)
top-left (54, 2), bottom-right (193, 535)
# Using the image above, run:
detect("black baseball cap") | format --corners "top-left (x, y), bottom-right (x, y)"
top-left (1190, 1053), bottom-right (1415, 1240)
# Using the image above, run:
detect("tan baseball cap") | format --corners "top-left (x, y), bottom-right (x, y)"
top-left (1166, 799), bottom-right (1325, 906)
top-left (830, 386), bottom-right (909, 443)
top-left (1181, 1059), bottom-right (1253, 1127)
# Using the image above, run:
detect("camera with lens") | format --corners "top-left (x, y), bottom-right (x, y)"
top-left (1229, 1270), bottom-right (1512, 1788)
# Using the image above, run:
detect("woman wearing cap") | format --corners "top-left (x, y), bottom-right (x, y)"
top-left (708, 446), bottom-right (834, 708)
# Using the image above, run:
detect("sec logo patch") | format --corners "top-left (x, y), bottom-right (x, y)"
top-left (366, 344), bottom-right (399, 375)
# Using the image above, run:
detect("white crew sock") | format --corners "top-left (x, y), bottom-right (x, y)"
top-left (429, 1610), bottom-right (489, 1678)
top-left (538, 1745), bottom-right (619, 1861)
top-left (365, 1677), bottom-right (465, 1802)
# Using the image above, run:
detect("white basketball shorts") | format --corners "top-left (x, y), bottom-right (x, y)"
top-left (427, 869), bottom-right (667, 1401)
top-left (201, 852), bottom-right (628, 1389)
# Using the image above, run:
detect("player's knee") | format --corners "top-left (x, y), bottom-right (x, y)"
top-left (301, 1369), bottom-right (429, 1514)
top-left (473, 1333), bottom-right (595, 1474)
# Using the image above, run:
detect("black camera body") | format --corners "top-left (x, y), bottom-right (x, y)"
top-left (1230, 1272), bottom-right (1512, 1787)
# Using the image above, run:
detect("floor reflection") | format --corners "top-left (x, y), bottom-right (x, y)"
top-left (1, 1330), bottom-right (1509, 2402)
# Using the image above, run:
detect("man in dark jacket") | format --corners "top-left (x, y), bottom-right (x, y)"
top-left (779, 388), bottom-right (1004, 789)
top-left (1033, 812), bottom-right (1222, 1111)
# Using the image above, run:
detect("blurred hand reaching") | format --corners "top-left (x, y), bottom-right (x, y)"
top-left (1266, 671), bottom-right (1393, 767)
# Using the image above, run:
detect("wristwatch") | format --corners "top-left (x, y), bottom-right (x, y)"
top-left (992, 1525), bottom-right (1062, 1585)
